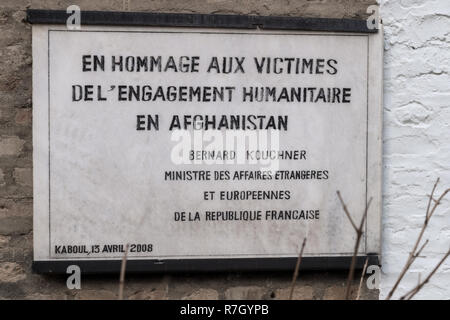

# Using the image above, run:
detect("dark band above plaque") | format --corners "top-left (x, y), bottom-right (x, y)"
top-left (30, 10), bottom-right (383, 273)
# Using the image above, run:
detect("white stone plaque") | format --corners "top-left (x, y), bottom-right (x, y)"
top-left (32, 19), bottom-right (383, 272)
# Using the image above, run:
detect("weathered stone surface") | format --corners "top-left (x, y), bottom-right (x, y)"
top-left (225, 286), bottom-right (266, 300)
top-left (0, 168), bottom-right (5, 186)
top-left (13, 168), bottom-right (32, 187)
top-left (323, 285), bottom-right (358, 300)
top-left (0, 235), bottom-right (9, 248)
top-left (26, 293), bottom-right (69, 300)
top-left (0, 262), bottom-right (26, 283)
top-left (11, 9), bottom-right (26, 23)
top-left (0, 136), bottom-right (25, 156)
top-left (74, 290), bottom-right (117, 300)
top-left (128, 289), bottom-right (168, 300)
top-left (0, 217), bottom-right (32, 235)
top-left (15, 108), bottom-right (31, 126)
top-left (274, 286), bottom-right (315, 300)
top-left (182, 288), bottom-right (219, 300)
top-left (0, 198), bottom-right (32, 218)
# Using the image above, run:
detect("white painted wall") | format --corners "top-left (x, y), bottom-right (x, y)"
top-left (379, 0), bottom-right (450, 299)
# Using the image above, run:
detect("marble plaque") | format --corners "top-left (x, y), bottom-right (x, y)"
top-left (32, 21), bottom-right (383, 271)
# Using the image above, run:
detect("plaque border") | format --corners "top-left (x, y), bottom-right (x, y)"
top-left (26, 9), bottom-right (378, 33)
top-left (33, 255), bottom-right (380, 274)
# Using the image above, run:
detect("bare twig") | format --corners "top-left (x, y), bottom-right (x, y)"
top-left (400, 248), bottom-right (450, 300)
top-left (118, 243), bottom-right (129, 300)
top-left (337, 191), bottom-right (372, 300)
top-left (337, 191), bottom-right (358, 232)
top-left (415, 240), bottom-right (429, 258)
top-left (289, 238), bottom-right (307, 300)
top-left (346, 198), bottom-right (372, 300)
top-left (356, 257), bottom-right (369, 300)
top-left (386, 178), bottom-right (450, 300)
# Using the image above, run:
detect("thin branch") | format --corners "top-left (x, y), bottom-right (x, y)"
top-left (344, 197), bottom-right (372, 300)
top-left (425, 178), bottom-right (439, 219)
top-left (400, 248), bottom-right (450, 300)
top-left (337, 191), bottom-right (358, 232)
top-left (118, 243), bottom-right (129, 300)
top-left (413, 240), bottom-right (429, 259)
top-left (386, 178), bottom-right (449, 300)
top-left (398, 240), bottom-right (429, 278)
top-left (430, 197), bottom-right (439, 205)
top-left (425, 188), bottom-right (449, 221)
top-left (289, 238), bottom-right (307, 300)
top-left (356, 257), bottom-right (369, 300)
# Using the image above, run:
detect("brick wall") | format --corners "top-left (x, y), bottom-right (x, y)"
top-left (0, 0), bottom-right (379, 300)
